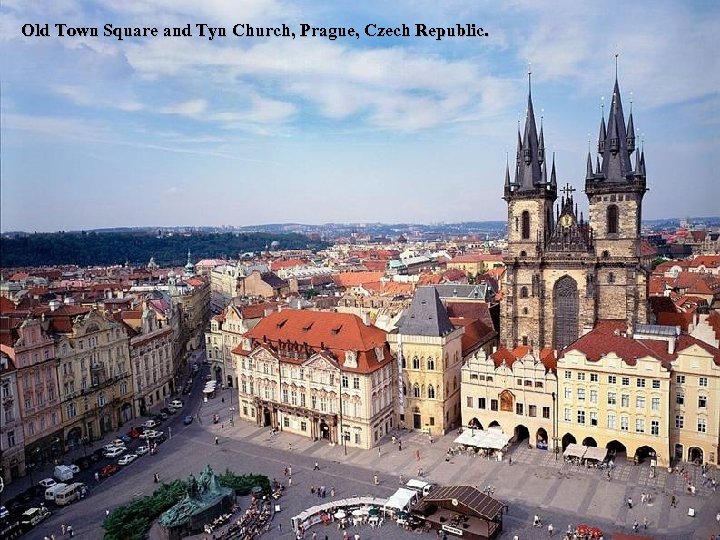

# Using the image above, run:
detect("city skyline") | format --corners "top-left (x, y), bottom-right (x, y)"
top-left (1, 0), bottom-right (718, 232)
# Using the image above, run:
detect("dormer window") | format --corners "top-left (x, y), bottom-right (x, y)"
top-left (344, 350), bottom-right (357, 368)
top-left (523, 148), bottom-right (532, 163)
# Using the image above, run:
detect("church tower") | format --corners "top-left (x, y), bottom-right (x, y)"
top-left (585, 75), bottom-right (649, 324)
top-left (500, 70), bottom-right (649, 351)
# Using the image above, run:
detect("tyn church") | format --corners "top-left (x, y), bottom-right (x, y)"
top-left (501, 75), bottom-right (649, 351)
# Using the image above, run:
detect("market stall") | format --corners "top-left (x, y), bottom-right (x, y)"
top-left (453, 429), bottom-right (512, 460)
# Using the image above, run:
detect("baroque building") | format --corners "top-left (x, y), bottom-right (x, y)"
top-left (231, 309), bottom-right (395, 449)
top-left (501, 75), bottom-right (648, 350)
top-left (1, 346), bottom-right (26, 484)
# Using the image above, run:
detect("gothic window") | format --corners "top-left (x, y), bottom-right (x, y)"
top-left (607, 205), bottom-right (619, 235)
top-left (427, 385), bottom-right (435, 399)
top-left (515, 217), bottom-right (519, 232)
top-left (412, 356), bottom-right (419, 369)
top-left (412, 384), bottom-right (420, 398)
top-left (553, 276), bottom-right (579, 350)
top-left (427, 357), bottom-right (435, 370)
top-left (608, 272), bottom-right (615, 284)
top-left (521, 211), bottom-right (531, 239)
top-left (520, 286), bottom-right (529, 298)
top-left (602, 250), bottom-right (610, 259)
top-left (520, 251), bottom-right (527, 257)
top-left (522, 308), bottom-right (529, 315)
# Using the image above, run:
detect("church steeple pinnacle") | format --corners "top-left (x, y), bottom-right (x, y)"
top-left (586, 151), bottom-right (593, 179)
top-left (512, 66), bottom-right (545, 192)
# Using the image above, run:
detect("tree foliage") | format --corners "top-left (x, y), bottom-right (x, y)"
top-left (0, 232), bottom-right (328, 267)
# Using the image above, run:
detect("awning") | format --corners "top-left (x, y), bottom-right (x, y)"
top-left (563, 443), bottom-right (586, 459)
top-left (383, 488), bottom-right (417, 511)
top-left (453, 429), bottom-right (511, 450)
top-left (584, 446), bottom-right (607, 461)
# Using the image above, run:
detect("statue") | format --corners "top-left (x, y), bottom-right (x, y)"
top-left (159, 466), bottom-right (233, 529)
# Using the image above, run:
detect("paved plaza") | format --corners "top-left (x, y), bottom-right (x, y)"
top-left (10, 382), bottom-right (720, 540)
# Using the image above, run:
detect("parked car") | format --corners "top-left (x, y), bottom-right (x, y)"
top-left (118, 454), bottom-right (138, 466)
top-left (146, 430), bottom-right (164, 440)
top-left (53, 465), bottom-right (74, 482)
top-left (170, 399), bottom-right (183, 409)
top-left (0, 505), bottom-right (9, 519)
top-left (119, 435), bottom-right (132, 445)
top-left (73, 457), bottom-right (90, 470)
top-left (45, 483), bottom-right (68, 502)
top-left (20, 506), bottom-right (50, 529)
top-left (68, 464), bottom-right (81, 474)
top-left (135, 445), bottom-right (150, 455)
top-left (139, 429), bottom-right (160, 439)
top-left (100, 464), bottom-right (121, 477)
top-left (91, 448), bottom-right (106, 462)
top-left (104, 447), bottom-right (125, 458)
top-left (111, 438), bottom-right (127, 448)
top-left (127, 428), bottom-right (142, 439)
top-left (155, 434), bottom-right (167, 445)
top-left (183, 415), bottom-right (194, 425)
top-left (157, 412), bottom-right (168, 421)
top-left (142, 419), bottom-right (157, 429)
top-left (38, 478), bottom-right (57, 489)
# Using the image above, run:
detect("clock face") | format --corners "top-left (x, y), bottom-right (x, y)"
top-left (451, 498), bottom-right (459, 506)
top-left (560, 214), bottom-right (573, 228)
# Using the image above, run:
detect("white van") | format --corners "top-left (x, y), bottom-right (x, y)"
top-left (54, 465), bottom-right (74, 482)
top-left (54, 482), bottom-right (87, 506)
top-left (45, 483), bottom-right (68, 502)
top-left (20, 507), bottom-right (50, 528)
top-left (406, 478), bottom-right (433, 496)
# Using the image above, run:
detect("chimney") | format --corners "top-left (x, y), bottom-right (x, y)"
top-left (49, 300), bottom-right (59, 312)
top-left (668, 335), bottom-right (676, 355)
top-left (362, 311), bottom-right (371, 325)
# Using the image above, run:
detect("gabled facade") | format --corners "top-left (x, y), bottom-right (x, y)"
top-left (54, 309), bottom-right (132, 446)
top-left (231, 309), bottom-right (395, 449)
top-left (1, 346), bottom-right (25, 485)
top-left (461, 348), bottom-right (558, 450)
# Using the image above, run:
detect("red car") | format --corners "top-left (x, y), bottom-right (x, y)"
top-left (127, 428), bottom-right (142, 439)
top-left (100, 464), bottom-right (121, 478)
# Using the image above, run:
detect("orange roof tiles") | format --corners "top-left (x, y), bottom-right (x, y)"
top-left (332, 271), bottom-right (386, 288)
top-left (237, 309), bottom-right (391, 374)
top-left (270, 258), bottom-right (308, 270)
top-left (451, 253), bottom-right (504, 264)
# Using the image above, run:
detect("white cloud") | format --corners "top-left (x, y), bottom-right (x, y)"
top-left (160, 99), bottom-right (207, 116)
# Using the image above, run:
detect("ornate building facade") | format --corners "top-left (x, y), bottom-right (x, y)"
top-left (501, 76), bottom-right (648, 350)
top-left (1, 346), bottom-right (26, 484)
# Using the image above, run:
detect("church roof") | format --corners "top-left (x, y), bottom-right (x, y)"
top-left (397, 286), bottom-right (455, 337)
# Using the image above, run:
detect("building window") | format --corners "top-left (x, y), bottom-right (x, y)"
top-left (621, 394), bottom-right (629, 407)
top-left (427, 357), bottom-right (435, 370)
top-left (699, 377), bottom-right (708, 387)
top-left (413, 384), bottom-right (421, 398)
top-left (607, 204), bottom-right (619, 234)
top-left (577, 410), bottom-right (585, 424)
top-left (636, 378), bottom-right (646, 388)
top-left (429, 417), bottom-right (435, 426)
top-left (516, 403), bottom-right (524, 415)
top-left (698, 418), bottom-right (707, 433)
top-left (412, 356), bottom-right (420, 369)
top-left (564, 387), bottom-right (572, 399)
top-left (608, 392), bottom-right (616, 405)
top-left (428, 385), bottom-right (435, 399)
top-left (590, 373), bottom-right (598, 382)
top-left (478, 397), bottom-right (486, 409)
top-left (529, 405), bottom-right (537, 417)
top-left (636, 395), bottom-right (645, 409)
top-left (283, 417), bottom-right (290, 428)
top-left (652, 379), bottom-right (661, 389)
top-left (341, 375), bottom-right (349, 388)
top-left (608, 272), bottom-right (615, 284)
top-left (542, 406), bottom-right (550, 419)
top-left (635, 418), bottom-right (645, 433)
top-left (564, 408), bottom-right (572, 422)
top-left (577, 372), bottom-right (585, 381)
top-left (300, 421), bottom-right (307, 431)
top-left (651, 397), bottom-right (660, 411)
top-left (353, 377), bottom-right (360, 390)
top-left (589, 390), bottom-right (598, 404)
top-left (490, 399), bottom-right (498, 411)
top-left (676, 392), bottom-right (684, 405)
top-left (282, 389), bottom-right (289, 403)
top-left (467, 396), bottom-right (473, 408)
top-left (520, 286), bottom-right (528, 298)
top-left (676, 375), bottom-right (685, 384)
top-left (522, 211), bottom-right (530, 239)
top-left (675, 415), bottom-right (684, 429)
top-left (651, 420), bottom-right (659, 436)
top-left (607, 414), bottom-right (615, 429)
top-left (590, 411), bottom-right (598, 426)
top-left (577, 388), bottom-right (585, 401)
top-left (564, 371), bottom-right (572, 379)
top-left (608, 375), bottom-right (617, 384)
top-left (698, 395), bottom-right (707, 408)
top-left (621, 377), bottom-right (630, 386)
top-left (620, 417), bottom-right (629, 431)
top-left (535, 381), bottom-right (544, 389)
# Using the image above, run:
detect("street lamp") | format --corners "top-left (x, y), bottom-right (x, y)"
top-left (551, 391), bottom-right (557, 460)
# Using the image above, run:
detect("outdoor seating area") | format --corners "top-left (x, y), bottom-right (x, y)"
top-left (563, 444), bottom-right (608, 467)
top-left (291, 496), bottom-right (387, 534)
top-left (452, 428), bottom-right (512, 461)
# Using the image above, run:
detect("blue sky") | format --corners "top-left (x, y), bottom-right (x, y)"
top-left (1, 0), bottom-right (718, 232)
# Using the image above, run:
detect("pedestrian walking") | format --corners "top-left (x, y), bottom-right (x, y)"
top-left (671, 495), bottom-right (677, 507)
top-left (373, 474), bottom-right (378, 485)
top-left (278, 522), bottom-right (282, 531)
top-left (643, 516), bottom-right (648, 529)
top-left (330, 486), bottom-right (335, 497)
top-left (416, 449), bottom-right (420, 461)
top-left (288, 476), bottom-right (292, 486)
top-left (288, 466), bottom-right (292, 476)
top-left (61, 524), bottom-right (66, 535)
top-left (398, 441), bottom-right (402, 451)
top-left (215, 436), bottom-right (219, 445)
top-left (627, 496), bottom-right (633, 509)
top-left (105, 508), bottom-right (110, 517)
top-left (378, 446), bottom-right (381, 456)
top-left (313, 461), bottom-right (319, 470)
top-left (508, 456), bottom-right (512, 466)
top-left (547, 523), bottom-right (554, 536)
top-left (632, 520), bottom-right (639, 532)
top-left (311, 485), bottom-right (316, 495)
top-left (95, 472), bottom-right (99, 483)
top-left (533, 514), bottom-right (541, 527)
top-left (68, 525), bottom-right (74, 537)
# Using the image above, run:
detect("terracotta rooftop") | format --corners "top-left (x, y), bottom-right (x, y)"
top-left (332, 271), bottom-right (386, 288)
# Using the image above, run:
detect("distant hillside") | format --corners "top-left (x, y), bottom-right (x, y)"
top-left (0, 232), bottom-right (328, 268)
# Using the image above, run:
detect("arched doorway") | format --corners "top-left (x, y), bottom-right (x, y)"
top-left (468, 418), bottom-right (482, 430)
top-left (514, 425), bottom-right (529, 443)
top-left (561, 433), bottom-right (576, 450)
top-left (262, 408), bottom-right (272, 427)
top-left (488, 420), bottom-right (501, 430)
top-left (606, 440), bottom-right (627, 461)
top-left (553, 276), bottom-right (579, 350)
top-left (319, 420), bottom-right (330, 440)
top-left (674, 443), bottom-right (684, 462)
top-left (121, 403), bottom-right (132, 423)
top-left (66, 427), bottom-right (82, 449)
top-left (582, 437), bottom-right (597, 447)
top-left (214, 365), bottom-right (222, 382)
top-left (634, 446), bottom-right (656, 464)
top-left (688, 447), bottom-right (703, 465)
top-left (536, 428), bottom-right (548, 449)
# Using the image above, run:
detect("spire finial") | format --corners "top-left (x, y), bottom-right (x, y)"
top-left (614, 52), bottom-right (619, 80)
top-left (528, 63), bottom-right (532, 96)
top-left (600, 96), bottom-right (605, 116)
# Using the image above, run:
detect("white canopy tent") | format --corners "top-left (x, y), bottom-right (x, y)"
top-left (383, 488), bottom-right (418, 512)
top-left (584, 446), bottom-right (608, 462)
top-left (453, 429), bottom-right (511, 450)
top-left (563, 443), bottom-right (587, 459)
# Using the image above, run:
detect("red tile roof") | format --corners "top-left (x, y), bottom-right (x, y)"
top-left (270, 258), bottom-right (308, 270)
top-left (449, 317), bottom-right (495, 356)
top-left (236, 309), bottom-right (391, 374)
top-left (332, 271), bottom-right (386, 288)
top-left (450, 253), bottom-right (504, 264)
